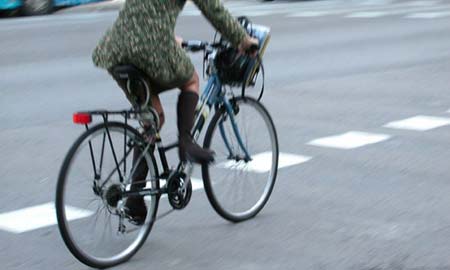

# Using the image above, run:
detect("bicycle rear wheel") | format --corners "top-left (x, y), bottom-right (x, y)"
top-left (202, 97), bottom-right (279, 222)
top-left (56, 122), bottom-right (159, 268)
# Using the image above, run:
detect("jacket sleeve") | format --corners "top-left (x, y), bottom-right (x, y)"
top-left (191, 0), bottom-right (247, 48)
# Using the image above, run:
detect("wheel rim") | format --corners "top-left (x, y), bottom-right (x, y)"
top-left (58, 126), bottom-right (157, 265)
top-left (207, 99), bottom-right (278, 219)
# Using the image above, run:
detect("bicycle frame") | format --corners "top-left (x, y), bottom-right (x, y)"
top-left (126, 73), bottom-right (253, 199)
top-left (193, 74), bottom-right (252, 161)
top-left (75, 68), bottom-right (252, 201)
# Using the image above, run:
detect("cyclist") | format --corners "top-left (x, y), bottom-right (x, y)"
top-left (92, 0), bottom-right (258, 223)
top-left (92, 0), bottom-right (258, 164)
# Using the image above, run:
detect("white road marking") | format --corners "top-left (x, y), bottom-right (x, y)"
top-left (288, 11), bottom-right (331, 17)
top-left (236, 10), bottom-right (274, 17)
top-left (307, 131), bottom-right (391, 149)
top-left (0, 202), bottom-right (93, 234)
top-left (217, 152), bottom-right (312, 173)
top-left (407, 0), bottom-right (441, 7)
top-left (191, 177), bottom-right (204, 191)
top-left (406, 11), bottom-right (450, 18)
top-left (360, 0), bottom-right (393, 5)
top-left (384, 115), bottom-right (450, 131)
top-left (3, 151), bottom-right (308, 234)
top-left (346, 11), bottom-right (388, 18)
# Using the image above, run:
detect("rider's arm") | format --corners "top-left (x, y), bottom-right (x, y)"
top-left (191, 0), bottom-right (247, 48)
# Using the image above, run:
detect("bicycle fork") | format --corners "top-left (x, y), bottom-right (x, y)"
top-left (219, 98), bottom-right (252, 162)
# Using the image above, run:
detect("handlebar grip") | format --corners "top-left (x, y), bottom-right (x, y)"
top-left (182, 40), bottom-right (206, 52)
top-left (247, 44), bottom-right (259, 54)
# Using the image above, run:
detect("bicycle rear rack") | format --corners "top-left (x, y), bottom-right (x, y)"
top-left (73, 108), bottom-right (160, 132)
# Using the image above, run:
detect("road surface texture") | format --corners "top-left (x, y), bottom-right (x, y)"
top-left (1, 0), bottom-right (450, 269)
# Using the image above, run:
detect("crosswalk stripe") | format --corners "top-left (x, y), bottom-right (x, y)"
top-left (307, 131), bottom-right (391, 149)
top-left (407, 0), bottom-right (441, 7)
top-left (216, 152), bottom-right (311, 173)
top-left (0, 203), bottom-right (93, 234)
top-left (289, 11), bottom-right (333, 18)
top-left (406, 11), bottom-right (450, 19)
top-left (346, 11), bottom-right (388, 18)
top-left (190, 178), bottom-right (204, 191)
top-left (0, 150), bottom-right (309, 234)
top-left (384, 116), bottom-right (450, 131)
top-left (235, 10), bottom-right (274, 17)
top-left (326, 5), bottom-right (450, 17)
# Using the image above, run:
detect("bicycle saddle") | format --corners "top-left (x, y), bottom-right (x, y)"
top-left (110, 64), bottom-right (148, 81)
top-left (110, 65), bottom-right (152, 109)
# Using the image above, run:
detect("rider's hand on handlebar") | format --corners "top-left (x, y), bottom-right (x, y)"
top-left (175, 35), bottom-right (183, 47)
top-left (238, 35), bottom-right (259, 57)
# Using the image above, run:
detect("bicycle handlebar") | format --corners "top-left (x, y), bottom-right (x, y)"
top-left (181, 40), bottom-right (212, 52)
top-left (182, 40), bottom-right (260, 55)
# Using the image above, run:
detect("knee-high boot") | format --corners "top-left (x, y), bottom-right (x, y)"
top-left (177, 91), bottom-right (214, 164)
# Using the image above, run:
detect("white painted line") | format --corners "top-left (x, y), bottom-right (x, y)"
top-left (235, 10), bottom-right (274, 16)
top-left (407, 0), bottom-right (440, 6)
top-left (307, 131), bottom-right (391, 149)
top-left (406, 11), bottom-right (450, 18)
top-left (191, 177), bottom-right (204, 191)
top-left (346, 11), bottom-right (388, 18)
top-left (360, 0), bottom-right (393, 5)
top-left (217, 152), bottom-right (311, 173)
top-left (0, 202), bottom-right (93, 234)
top-left (384, 115), bottom-right (450, 131)
top-left (288, 11), bottom-right (331, 17)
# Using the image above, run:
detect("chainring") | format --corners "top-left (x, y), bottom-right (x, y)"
top-left (167, 173), bottom-right (192, 210)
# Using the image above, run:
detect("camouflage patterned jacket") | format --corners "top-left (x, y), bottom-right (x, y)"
top-left (92, 0), bottom-right (247, 91)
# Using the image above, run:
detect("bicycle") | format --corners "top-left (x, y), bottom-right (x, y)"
top-left (55, 40), bottom-right (279, 269)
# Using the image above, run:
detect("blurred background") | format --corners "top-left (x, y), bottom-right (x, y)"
top-left (1, 0), bottom-right (450, 269)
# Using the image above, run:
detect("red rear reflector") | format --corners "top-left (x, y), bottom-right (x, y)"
top-left (73, 113), bottom-right (92, 125)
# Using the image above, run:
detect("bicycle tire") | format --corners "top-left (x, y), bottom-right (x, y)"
top-left (56, 122), bottom-right (159, 268)
top-left (202, 96), bottom-right (279, 222)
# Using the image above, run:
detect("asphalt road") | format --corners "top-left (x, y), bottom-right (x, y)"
top-left (1, 0), bottom-right (450, 269)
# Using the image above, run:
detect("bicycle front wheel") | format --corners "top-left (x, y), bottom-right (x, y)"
top-left (202, 96), bottom-right (279, 222)
top-left (56, 122), bottom-right (159, 268)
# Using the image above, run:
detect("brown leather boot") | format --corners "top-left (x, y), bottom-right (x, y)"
top-left (177, 92), bottom-right (214, 164)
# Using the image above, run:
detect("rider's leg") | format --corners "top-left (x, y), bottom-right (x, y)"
top-left (151, 95), bottom-right (165, 129)
top-left (126, 95), bottom-right (164, 224)
top-left (177, 70), bottom-right (214, 163)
